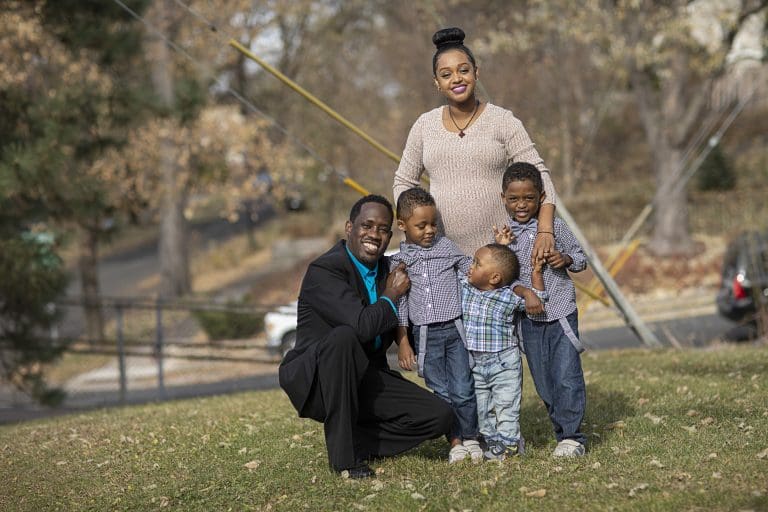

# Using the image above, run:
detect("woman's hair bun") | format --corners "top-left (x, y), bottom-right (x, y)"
top-left (432, 27), bottom-right (465, 49)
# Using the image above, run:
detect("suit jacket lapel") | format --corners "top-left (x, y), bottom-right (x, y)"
top-left (376, 256), bottom-right (389, 298)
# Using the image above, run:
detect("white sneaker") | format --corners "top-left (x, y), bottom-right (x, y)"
top-left (448, 443), bottom-right (470, 464)
top-left (463, 439), bottom-right (484, 463)
top-left (552, 439), bottom-right (585, 457)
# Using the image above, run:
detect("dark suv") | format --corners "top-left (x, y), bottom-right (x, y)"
top-left (716, 231), bottom-right (768, 326)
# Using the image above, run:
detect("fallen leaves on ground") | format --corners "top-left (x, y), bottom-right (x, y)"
top-left (643, 412), bottom-right (663, 425)
top-left (244, 459), bottom-right (261, 471)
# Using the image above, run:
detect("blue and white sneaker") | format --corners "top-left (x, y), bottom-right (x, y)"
top-left (483, 440), bottom-right (521, 461)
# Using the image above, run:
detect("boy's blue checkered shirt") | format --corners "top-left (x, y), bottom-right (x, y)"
top-left (389, 236), bottom-right (470, 326)
top-left (460, 277), bottom-right (547, 352)
top-left (507, 217), bottom-right (586, 322)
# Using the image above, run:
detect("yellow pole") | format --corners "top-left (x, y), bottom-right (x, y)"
top-left (575, 281), bottom-right (610, 306)
top-left (228, 39), bottom-right (402, 164)
top-left (342, 177), bottom-right (372, 196)
top-left (581, 238), bottom-right (641, 308)
top-left (229, 39), bottom-right (660, 342)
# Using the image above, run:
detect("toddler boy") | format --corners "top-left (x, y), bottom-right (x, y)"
top-left (461, 243), bottom-right (546, 460)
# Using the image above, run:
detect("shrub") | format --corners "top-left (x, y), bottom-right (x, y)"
top-left (192, 302), bottom-right (264, 341)
top-left (697, 144), bottom-right (736, 191)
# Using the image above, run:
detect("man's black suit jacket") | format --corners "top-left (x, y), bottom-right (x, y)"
top-left (279, 240), bottom-right (399, 417)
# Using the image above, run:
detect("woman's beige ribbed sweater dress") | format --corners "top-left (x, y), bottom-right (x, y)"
top-left (394, 103), bottom-right (557, 256)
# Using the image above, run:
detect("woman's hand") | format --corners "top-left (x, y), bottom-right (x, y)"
top-left (532, 232), bottom-right (554, 264)
top-left (533, 203), bottom-right (556, 265)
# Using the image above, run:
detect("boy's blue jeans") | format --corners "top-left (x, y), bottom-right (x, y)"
top-left (414, 320), bottom-right (479, 441)
top-left (520, 311), bottom-right (587, 446)
top-left (470, 346), bottom-right (523, 445)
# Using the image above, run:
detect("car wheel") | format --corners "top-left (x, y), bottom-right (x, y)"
top-left (281, 331), bottom-right (297, 357)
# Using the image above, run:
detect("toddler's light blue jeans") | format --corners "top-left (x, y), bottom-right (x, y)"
top-left (470, 345), bottom-right (522, 445)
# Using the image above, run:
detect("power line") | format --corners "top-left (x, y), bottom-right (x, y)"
top-left (670, 90), bottom-right (755, 198)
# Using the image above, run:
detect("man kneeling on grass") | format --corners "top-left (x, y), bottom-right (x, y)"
top-left (279, 194), bottom-right (453, 479)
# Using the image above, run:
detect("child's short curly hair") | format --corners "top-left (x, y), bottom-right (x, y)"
top-left (484, 243), bottom-right (521, 286)
top-left (396, 187), bottom-right (436, 220)
top-left (502, 162), bottom-right (543, 195)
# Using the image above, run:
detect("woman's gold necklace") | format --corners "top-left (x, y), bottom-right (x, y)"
top-left (448, 100), bottom-right (479, 138)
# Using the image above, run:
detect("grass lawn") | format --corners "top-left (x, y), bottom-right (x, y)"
top-left (2, 346), bottom-right (767, 511)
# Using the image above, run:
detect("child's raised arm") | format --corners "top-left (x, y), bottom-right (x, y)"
top-left (531, 256), bottom-right (546, 291)
top-left (513, 259), bottom-right (547, 315)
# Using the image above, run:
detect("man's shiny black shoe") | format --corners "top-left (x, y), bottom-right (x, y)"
top-left (338, 463), bottom-right (375, 479)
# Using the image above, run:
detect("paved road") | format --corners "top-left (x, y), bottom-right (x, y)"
top-left (582, 312), bottom-right (750, 350)
top-left (60, 207), bottom-right (275, 339)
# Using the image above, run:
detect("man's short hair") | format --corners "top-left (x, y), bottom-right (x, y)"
top-left (396, 187), bottom-right (436, 220)
top-left (502, 162), bottom-right (544, 195)
top-left (349, 194), bottom-right (393, 224)
top-left (485, 243), bottom-right (520, 286)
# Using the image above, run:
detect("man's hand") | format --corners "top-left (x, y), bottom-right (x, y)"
top-left (383, 262), bottom-right (410, 302)
top-left (545, 250), bottom-right (572, 269)
top-left (492, 225), bottom-right (515, 245)
top-left (398, 340), bottom-right (417, 371)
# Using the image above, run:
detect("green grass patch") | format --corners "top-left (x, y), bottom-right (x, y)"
top-left (2, 346), bottom-right (767, 511)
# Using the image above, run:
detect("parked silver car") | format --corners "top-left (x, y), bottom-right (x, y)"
top-left (264, 301), bottom-right (297, 357)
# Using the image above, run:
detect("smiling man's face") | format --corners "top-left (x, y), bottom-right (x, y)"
top-left (345, 202), bottom-right (393, 268)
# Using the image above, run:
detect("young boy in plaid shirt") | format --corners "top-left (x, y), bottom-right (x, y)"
top-left (495, 162), bottom-right (588, 457)
top-left (461, 243), bottom-right (546, 460)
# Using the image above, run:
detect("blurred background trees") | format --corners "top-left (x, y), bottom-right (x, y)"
top-left (0, 0), bottom-right (153, 398)
top-left (1, 0), bottom-right (767, 400)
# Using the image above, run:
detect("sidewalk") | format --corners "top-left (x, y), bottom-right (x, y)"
top-left (579, 286), bottom-right (716, 331)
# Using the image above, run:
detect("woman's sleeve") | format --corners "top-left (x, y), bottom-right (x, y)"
top-left (393, 116), bottom-right (425, 204)
top-left (502, 111), bottom-right (558, 206)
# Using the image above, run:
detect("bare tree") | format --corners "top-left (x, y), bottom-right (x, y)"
top-left (613, 0), bottom-right (767, 254)
top-left (146, 0), bottom-right (191, 297)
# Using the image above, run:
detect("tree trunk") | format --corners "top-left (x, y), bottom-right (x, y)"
top-left (148, 0), bottom-right (191, 297)
top-left (558, 89), bottom-right (576, 199)
top-left (158, 184), bottom-right (190, 297)
top-left (554, 31), bottom-right (577, 199)
top-left (630, 65), bottom-right (697, 256)
top-left (78, 225), bottom-right (104, 343)
top-left (650, 143), bottom-right (695, 255)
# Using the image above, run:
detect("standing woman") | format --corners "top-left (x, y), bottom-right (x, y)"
top-left (393, 27), bottom-right (557, 260)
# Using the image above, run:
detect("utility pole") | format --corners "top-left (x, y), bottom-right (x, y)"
top-left (558, 204), bottom-right (662, 347)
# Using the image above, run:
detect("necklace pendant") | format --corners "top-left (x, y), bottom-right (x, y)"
top-left (458, 130), bottom-right (465, 138)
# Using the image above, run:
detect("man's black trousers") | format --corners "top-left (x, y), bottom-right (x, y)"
top-left (302, 326), bottom-right (453, 471)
